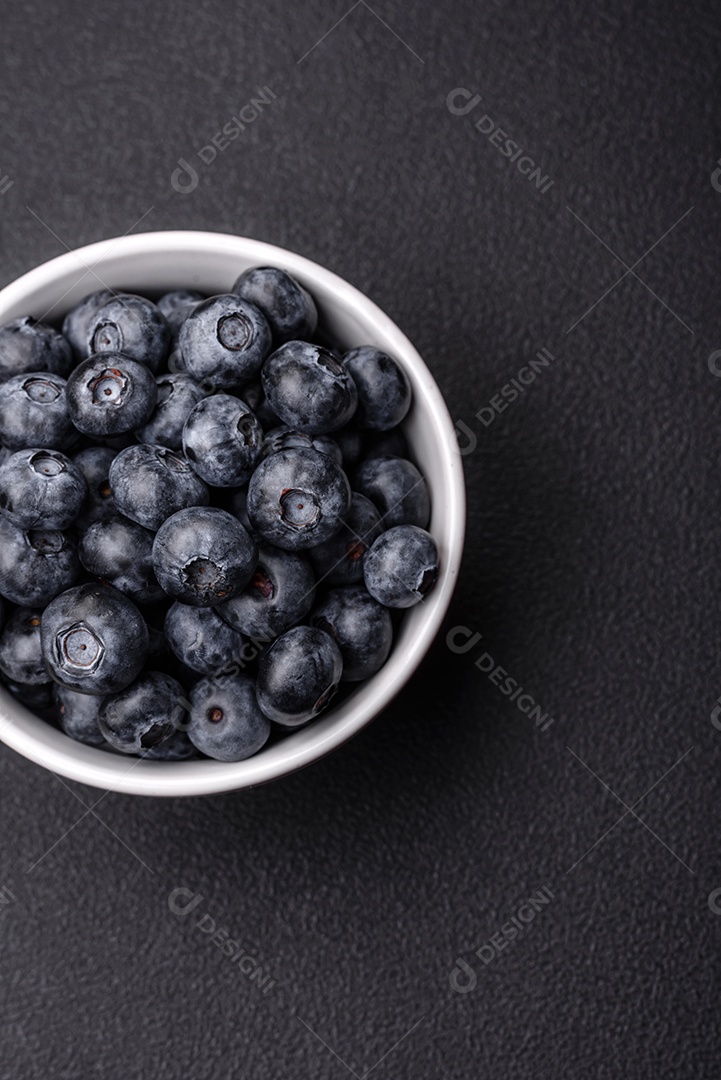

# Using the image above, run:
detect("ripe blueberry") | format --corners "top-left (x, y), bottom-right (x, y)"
top-left (62, 289), bottom-right (115, 358)
top-left (232, 266), bottom-right (318, 344)
top-left (66, 352), bottom-right (158, 436)
top-left (0, 517), bottom-right (80, 606)
top-left (0, 316), bottom-right (73, 381)
top-left (0, 372), bottom-right (76, 451)
top-left (354, 454), bottom-right (430, 529)
top-left (164, 602), bottom-right (245, 675)
top-left (309, 492), bottom-right (381, 586)
top-left (343, 345), bottom-right (411, 430)
top-left (0, 608), bottom-right (47, 685)
top-left (182, 394), bottom-right (263, 487)
top-left (41, 583), bottom-right (149, 695)
top-left (218, 542), bottom-right (316, 639)
top-left (311, 585), bottom-right (393, 681)
top-left (363, 525), bottom-right (439, 608)
top-left (187, 674), bottom-right (270, 761)
top-left (0, 448), bottom-right (87, 529)
top-left (256, 625), bottom-right (343, 727)
top-left (73, 446), bottom-right (119, 528)
top-left (261, 340), bottom-right (358, 434)
top-left (136, 373), bottom-right (205, 450)
top-left (54, 684), bottom-right (105, 746)
top-left (84, 294), bottom-right (170, 373)
top-left (179, 294), bottom-right (271, 390)
top-left (152, 506), bottom-right (258, 606)
top-left (98, 670), bottom-right (187, 754)
top-left (247, 447), bottom-right (351, 551)
top-left (78, 516), bottom-right (165, 603)
top-left (109, 443), bottom-right (209, 531)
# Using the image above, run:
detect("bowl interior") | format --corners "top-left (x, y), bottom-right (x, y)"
top-left (0, 232), bottom-right (465, 795)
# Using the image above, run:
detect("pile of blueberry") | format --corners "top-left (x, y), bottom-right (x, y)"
top-left (0, 266), bottom-right (439, 762)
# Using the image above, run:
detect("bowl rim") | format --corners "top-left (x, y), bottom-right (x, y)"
top-left (0, 231), bottom-right (466, 796)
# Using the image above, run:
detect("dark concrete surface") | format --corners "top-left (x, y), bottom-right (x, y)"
top-left (0, 1), bottom-right (719, 1076)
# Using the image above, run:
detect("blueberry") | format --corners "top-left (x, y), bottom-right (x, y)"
top-left (79, 517), bottom-right (164, 603)
top-left (136, 373), bottom-right (205, 450)
top-left (0, 608), bottom-right (47, 684)
top-left (363, 525), bottom-right (439, 608)
top-left (261, 425), bottom-right (342, 465)
top-left (311, 585), bottom-right (393, 681)
top-left (164, 602), bottom-right (245, 675)
top-left (142, 726), bottom-right (198, 760)
top-left (4, 679), bottom-right (54, 713)
top-left (66, 352), bottom-right (158, 437)
top-left (228, 486), bottom-right (251, 529)
top-left (247, 447), bottom-right (351, 551)
top-left (157, 289), bottom-right (205, 323)
top-left (164, 317), bottom-right (198, 372)
top-left (218, 543), bottom-right (315, 639)
top-left (334, 424), bottom-right (363, 469)
top-left (98, 670), bottom-right (186, 754)
top-left (309, 492), bottom-right (381, 586)
top-left (242, 378), bottom-right (281, 430)
top-left (0, 518), bottom-right (79, 605)
top-left (40, 583), bottom-right (149, 694)
top-left (54, 684), bottom-right (105, 746)
top-left (182, 394), bottom-right (263, 487)
top-left (232, 266), bottom-right (318, 344)
top-left (109, 443), bottom-right (209, 531)
top-left (152, 507), bottom-right (257, 606)
top-left (354, 455), bottom-right (429, 529)
top-left (187, 674), bottom-right (270, 761)
top-left (256, 625), bottom-right (343, 727)
top-left (261, 341), bottom-right (358, 434)
top-left (73, 446), bottom-right (118, 527)
top-left (85, 294), bottom-right (170, 373)
top-left (363, 426), bottom-right (408, 460)
top-left (0, 316), bottom-right (73, 381)
top-left (179, 294), bottom-right (271, 390)
top-left (0, 449), bottom-right (87, 529)
top-left (343, 346), bottom-right (411, 430)
top-left (0, 372), bottom-right (76, 452)
top-left (62, 289), bottom-right (115, 358)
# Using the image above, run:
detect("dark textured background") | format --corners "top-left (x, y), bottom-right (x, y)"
top-left (1, 1), bottom-right (720, 1076)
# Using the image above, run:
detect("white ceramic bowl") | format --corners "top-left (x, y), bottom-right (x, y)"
top-left (0, 231), bottom-right (465, 796)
